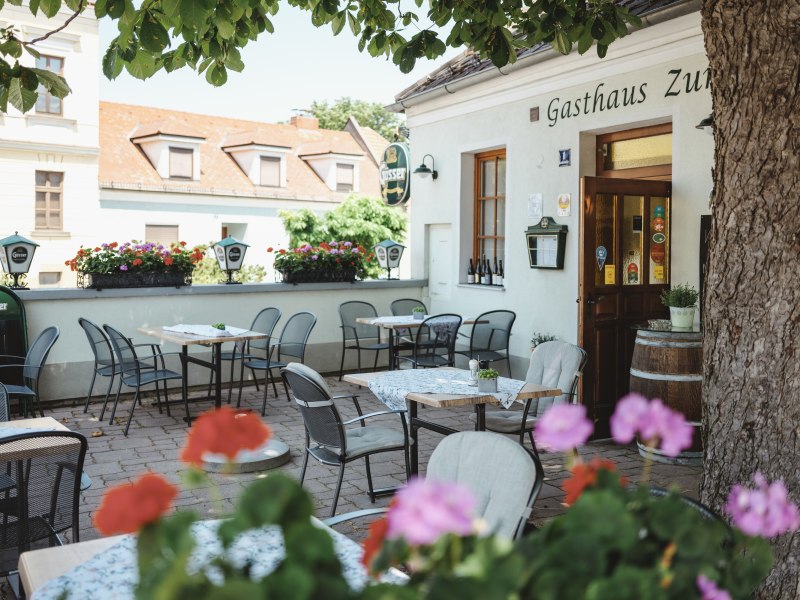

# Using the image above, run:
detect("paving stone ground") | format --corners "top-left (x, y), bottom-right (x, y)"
top-left (38, 373), bottom-right (701, 546)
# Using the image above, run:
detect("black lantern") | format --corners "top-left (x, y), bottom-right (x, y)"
top-left (374, 240), bottom-right (406, 280)
top-left (211, 236), bottom-right (249, 284)
top-left (0, 232), bottom-right (39, 290)
top-left (413, 154), bottom-right (438, 180)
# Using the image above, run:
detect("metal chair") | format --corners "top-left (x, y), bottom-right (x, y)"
top-left (325, 431), bottom-right (543, 540)
top-left (241, 312), bottom-right (316, 416)
top-left (473, 340), bottom-right (587, 457)
top-left (0, 431), bottom-right (88, 580)
top-left (390, 298), bottom-right (426, 317)
top-left (206, 308), bottom-right (282, 406)
top-left (390, 299), bottom-right (427, 363)
top-left (338, 301), bottom-right (389, 380)
top-left (455, 310), bottom-right (516, 377)
top-left (0, 383), bottom-right (9, 423)
top-left (396, 314), bottom-right (462, 369)
top-left (281, 362), bottom-right (409, 518)
top-left (78, 318), bottom-right (120, 414)
top-left (0, 327), bottom-right (59, 418)
top-left (103, 325), bottom-right (185, 436)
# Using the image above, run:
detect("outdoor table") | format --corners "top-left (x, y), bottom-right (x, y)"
top-left (344, 367), bottom-right (562, 474)
top-left (20, 517), bottom-right (406, 599)
top-left (354, 315), bottom-right (485, 370)
top-left (137, 326), bottom-right (268, 421)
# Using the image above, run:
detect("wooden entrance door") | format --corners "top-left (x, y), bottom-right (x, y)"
top-left (579, 177), bottom-right (672, 438)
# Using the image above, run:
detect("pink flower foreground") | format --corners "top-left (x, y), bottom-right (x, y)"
top-left (534, 404), bottom-right (593, 452)
top-left (696, 574), bottom-right (732, 600)
top-left (387, 478), bottom-right (476, 545)
top-left (725, 473), bottom-right (800, 538)
top-left (610, 393), bottom-right (693, 457)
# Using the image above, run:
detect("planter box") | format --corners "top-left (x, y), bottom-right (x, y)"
top-left (78, 271), bottom-right (191, 290)
top-left (278, 269), bottom-right (357, 284)
top-left (477, 378), bottom-right (498, 393)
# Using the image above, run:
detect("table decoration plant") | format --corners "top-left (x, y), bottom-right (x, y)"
top-left (88, 397), bottom-right (798, 600)
top-left (412, 306), bottom-right (425, 320)
top-left (661, 283), bottom-right (699, 328)
top-left (269, 241), bottom-right (371, 284)
top-left (66, 240), bottom-right (205, 289)
top-left (476, 367), bottom-right (499, 393)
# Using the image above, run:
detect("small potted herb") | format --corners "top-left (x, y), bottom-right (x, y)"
top-left (412, 306), bottom-right (426, 320)
top-left (660, 283), bottom-right (699, 328)
top-left (477, 368), bottom-right (499, 393)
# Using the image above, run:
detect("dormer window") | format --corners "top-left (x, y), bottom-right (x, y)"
top-left (336, 163), bottom-right (355, 193)
top-left (260, 156), bottom-right (281, 187)
top-left (169, 147), bottom-right (194, 179)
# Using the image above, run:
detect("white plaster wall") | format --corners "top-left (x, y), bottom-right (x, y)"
top-left (403, 13), bottom-right (714, 376)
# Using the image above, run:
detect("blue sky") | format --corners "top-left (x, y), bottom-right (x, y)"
top-left (98, 7), bottom-right (459, 122)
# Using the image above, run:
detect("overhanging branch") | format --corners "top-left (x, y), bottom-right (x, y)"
top-left (23, 0), bottom-right (86, 47)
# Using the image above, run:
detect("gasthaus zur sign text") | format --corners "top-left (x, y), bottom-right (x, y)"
top-left (379, 142), bottom-right (411, 205)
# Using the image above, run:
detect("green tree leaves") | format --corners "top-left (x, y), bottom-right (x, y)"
top-left (310, 97), bottom-right (402, 140)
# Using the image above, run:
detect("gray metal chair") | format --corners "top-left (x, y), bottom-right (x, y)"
top-left (390, 299), bottom-right (427, 362)
top-left (455, 310), bottom-right (516, 377)
top-left (0, 326), bottom-right (59, 418)
top-left (396, 314), bottom-right (462, 369)
top-left (206, 307), bottom-right (282, 406)
top-left (103, 325), bottom-right (185, 436)
top-left (242, 312), bottom-right (316, 416)
top-left (0, 383), bottom-right (9, 423)
top-left (472, 340), bottom-right (587, 457)
top-left (390, 298), bottom-right (426, 316)
top-left (78, 318), bottom-right (120, 414)
top-left (338, 301), bottom-right (389, 380)
top-left (281, 362), bottom-right (409, 518)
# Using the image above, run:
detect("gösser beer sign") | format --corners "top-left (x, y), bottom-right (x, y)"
top-left (379, 142), bottom-right (411, 206)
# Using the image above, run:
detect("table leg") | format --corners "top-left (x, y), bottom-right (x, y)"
top-left (181, 346), bottom-right (191, 423)
top-left (475, 403), bottom-right (486, 431)
top-left (409, 401), bottom-right (419, 475)
top-left (388, 328), bottom-right (396, 371)
top-left (213, 342), bottom-right (223, 409)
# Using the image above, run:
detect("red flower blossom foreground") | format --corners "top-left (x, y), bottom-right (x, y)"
top-left (94, 473), bottom-right (177, 535)
top-left (563, 458), bottom-right (626, 506)
top-left (361, 515), bottom-right (389, 574)
top-left (180, 406), bottom-right (271, 466)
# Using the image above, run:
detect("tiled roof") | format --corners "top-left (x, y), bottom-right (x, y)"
top-left (395, 0), bottom-right (696, 103)
top-left (297, 138), bottom-right (364, 158)
top-left (99, 102), bottom-right (385, 199)
top-left (129, 119), bottom-right (205, 140)
top-left (345, 117), bottom-right (390, 166)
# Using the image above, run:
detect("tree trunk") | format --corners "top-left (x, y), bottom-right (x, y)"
top-left (700, 1), bottom-right (800, 598)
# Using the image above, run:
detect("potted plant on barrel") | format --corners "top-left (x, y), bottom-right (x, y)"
top-left (477, 367), bottom-right (499, 393)
top-left (661, 283), bottom-right (699, 328)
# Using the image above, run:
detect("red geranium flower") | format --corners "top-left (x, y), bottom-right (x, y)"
top-left (563, 458), bottom-right (625, 506)
top-left (180, 407), bottom-right (271, 466)
top-left (132, 258), bottom-right (143, 266)
top-left (267, 246), bottom-right (274, 252)
top-left (278, 249), bottom-right (286, 255)
top-left (109, 241), bottom-right (118, 248)
top-left (94, 247), bottom-right (101, 252)
top-left (164, 256), bottom-right (174, 266)
top-left (180, 241), bottom-right (187, 246)
top-left (361, 516), bottom-right (389, 575)
top-left (93, 473), bottom-right (177, 535)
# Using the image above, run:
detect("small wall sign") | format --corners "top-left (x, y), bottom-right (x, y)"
top-left (604, 264), bottom-right (616, 285)
top-left (596, 246), bottom-right (607, 270)
top-left (558, 149), bottom-right (571, 167)
top-left (557, 193), bottom-right (571, 217)
top-left (528, 193), bottom-right (543, 220)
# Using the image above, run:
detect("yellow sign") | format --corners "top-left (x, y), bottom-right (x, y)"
top-left (604, 264), bottom-right (616, 285)
top-left (654, 265), bottom-right (664, 280)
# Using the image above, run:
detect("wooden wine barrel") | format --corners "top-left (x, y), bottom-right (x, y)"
top-left (629, 327), bottom-right (702, 465)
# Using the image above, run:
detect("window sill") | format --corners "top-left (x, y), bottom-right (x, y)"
top-left (26, 114), bottom-right (78, 129)
top-left (30, 230), bottom-right (71, 240)
top-left (457, 283), bottom-right (505, 292)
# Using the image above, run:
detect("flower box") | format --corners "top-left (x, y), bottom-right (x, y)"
top-left (271, 242), bottom-right (367, 284)
top-left (277, 267), bottom-right (357, 284)
top-left (78, 270), bottom-right (191, 290)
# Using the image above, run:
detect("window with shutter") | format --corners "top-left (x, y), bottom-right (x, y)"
top-left (169, 147), bottom-right (194, 179)
top-left (336, 163), bottom-right (354, 192)
top-left (145, 225), bottom-right (180, 246)
top-left (260, 156), bottom-right (281, 187)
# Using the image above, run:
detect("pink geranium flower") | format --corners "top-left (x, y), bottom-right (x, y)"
top-left (609, 394), bottom-right (693, 457)
top-left (725, 473), bottom-right (800, 538)
top-left (610, 393), bottom-right (650, 443)
top-left (534, 404), bottom-right (593, 452)
top-left (696, 575), bottom-right (731, 600)
top-left (387, 478), bottom-right (476, 546)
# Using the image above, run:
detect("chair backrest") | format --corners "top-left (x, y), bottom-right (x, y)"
top-left (426, 431), bottom-right (543, 539)
top-left (339, 301), bottom-right (380, 342)
top-left (391, 298), bottom-right (427, 317)
top-left (468, 310), bottom-right (516, 354)
top-left (23, 326), bottom-right (59, 383)
top-left (0, 383), bottom-right (9, 422)
top-left (0, 431), bottom-right (88, 574)
top-left (248, 307), bottom-right (282, 351)
top-left (413, 314), bottom-right (462, 362)
top-left (281, 363), bottom-right (345, 455)
top-left (525, 340), bottom-right (588, 416)
top-left (277, 312), bottom-right (317, 361)
top-left (103, 325), bottom-right (141, 379)
top-left (78, 318), bottom-right (115, 368)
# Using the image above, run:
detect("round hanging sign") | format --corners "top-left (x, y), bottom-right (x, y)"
top-left (379, 142), bottom-right (411, 206)
top-left (652, 232), bottom-right (666, 244)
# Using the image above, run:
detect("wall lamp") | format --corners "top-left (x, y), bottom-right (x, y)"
top-left (413, 154), bottom-right (438, 180)
top-left (695, 114), bottom-right (714, 136)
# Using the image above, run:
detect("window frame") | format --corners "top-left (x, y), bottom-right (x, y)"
top-left (473, 149), bottom-right (506, 264)
top-left (168, 147), bottom-right (194, 180)
top-left (259, 156), bottom-right (282, 187)
top-left (335, 162), bottom-right (355, 193)
top-left (34, 170), bottom-right (64, 231)
top-left (35, 55), bottom-right (65, 116)
top-left (596, 123), bottom-right (673, 180)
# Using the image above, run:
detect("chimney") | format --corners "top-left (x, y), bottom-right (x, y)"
top-left (290, 115), bottom-right (319, 130)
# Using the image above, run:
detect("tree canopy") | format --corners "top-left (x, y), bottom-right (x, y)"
top-left (310, 97), bottom-right (401, 140)
top-left (0, 0), bottom-right (640, 113)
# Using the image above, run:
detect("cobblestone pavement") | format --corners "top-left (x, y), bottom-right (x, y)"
top-left (44, 374), bottom-right (702, 544)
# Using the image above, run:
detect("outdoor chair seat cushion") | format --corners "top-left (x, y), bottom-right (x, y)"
top-left (401, 354), bottom-right (452, 368)
top-left (122, 369), bottom-right (182, 387)
top-left (308, 425), bottom-right (406, 463)
top-left (345, 341), bottom-right (390, 352)
top-left (1, 384), bottom-right (34, 397)
top-left (469, 409), bottom-right (535, 433)
top-left (243, 358), bottom-right (289, 371)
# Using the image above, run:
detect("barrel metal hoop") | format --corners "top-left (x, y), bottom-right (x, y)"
top-left (635, 339), bottom-right (702, 348)
top-left (629, 368), bottom-right (703, 382)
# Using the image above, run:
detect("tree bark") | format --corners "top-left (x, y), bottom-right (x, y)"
top-left (700, 1), bottom-right (800, 598)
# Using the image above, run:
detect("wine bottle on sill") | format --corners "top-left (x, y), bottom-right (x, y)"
top-left (485, 257), bottom-right (493, 286)
top-left (497, 259), bottom-right (505, 287)
top-left (493, 257), bottom-right (501, 286)
top-left (467, 258), bottom-right (476, 284)
top-left (476, 257), bottom-right (484, 284)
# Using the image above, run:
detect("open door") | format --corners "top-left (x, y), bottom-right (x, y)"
top-left (579, 177), bottom-right (672, 438)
